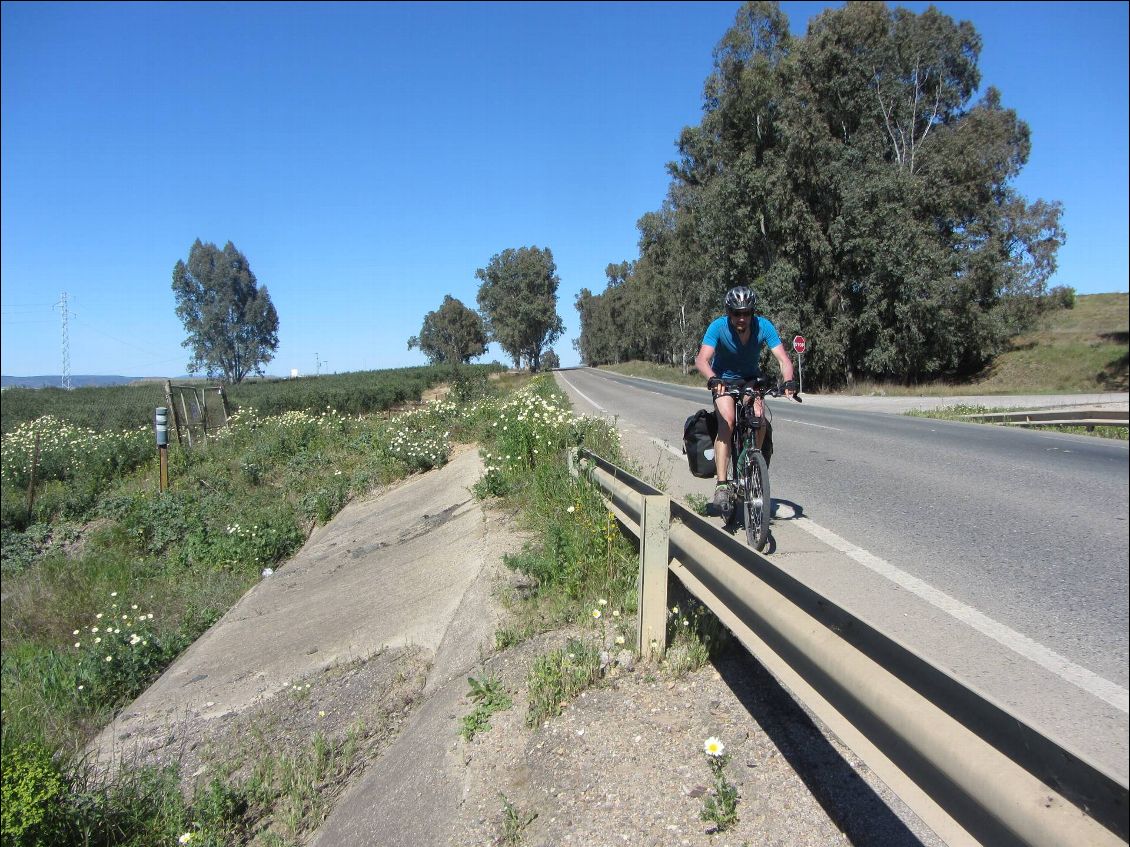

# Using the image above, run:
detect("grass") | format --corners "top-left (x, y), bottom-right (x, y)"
top-left (0, 367), bottom-right (516, 845)
top-left (0, 370), bottom-right (645, 846)
top-left (904, 403), bottom-right (1128, 440)
top-left (597, 293), bottom-right (1130, 396)
top-left (498, 793), bottom-right (538, 845)
top-left (461, 674), bottom-right (512, 741)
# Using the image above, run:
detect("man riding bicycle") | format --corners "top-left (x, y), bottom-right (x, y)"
top-left (694, 286), bottom-right (797, 513)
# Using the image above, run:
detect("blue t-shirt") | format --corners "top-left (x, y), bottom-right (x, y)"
top-left (702, 315), bottom-right (782, 381)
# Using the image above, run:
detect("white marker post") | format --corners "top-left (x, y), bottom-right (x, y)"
top-left (792, 335), bottom-right (806, 393)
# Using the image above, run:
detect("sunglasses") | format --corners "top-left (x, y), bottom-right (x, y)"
top-left (728, 310), bottom-right (753, 319)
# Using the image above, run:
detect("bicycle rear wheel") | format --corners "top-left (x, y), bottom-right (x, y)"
top-left (739, 449), bottom-right (770, 550)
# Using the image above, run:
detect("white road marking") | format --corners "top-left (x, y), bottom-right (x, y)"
top-left (650, 436), bottom-right (685, 458)
top-left (775, 417), bottom-right (843, 432)
top-left (557, 373), bottom-right (607, 413)
top-left (790, 515), bottom-right (1130, 714)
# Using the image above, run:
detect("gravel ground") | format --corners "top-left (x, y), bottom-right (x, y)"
top-left (448, 618), bottom-right (939, 847)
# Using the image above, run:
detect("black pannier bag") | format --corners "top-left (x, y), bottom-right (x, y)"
top-left (682, 409), bottom-right (718, 478)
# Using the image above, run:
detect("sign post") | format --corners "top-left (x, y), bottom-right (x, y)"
top-left (792, 336), bottom-right (806, 393)
top-left (155, 407), bottom-right (169, 492)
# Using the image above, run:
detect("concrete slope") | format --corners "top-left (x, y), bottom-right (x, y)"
top-left (90, 446), bottom-right (495, 769)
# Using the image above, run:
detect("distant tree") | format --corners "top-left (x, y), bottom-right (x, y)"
top-left (171, 240), bottom-right (279, 383)
top-left (475, 246), bottom-right (564, 371)
top-left (407, 295), bottom-right (488, 365)
top-left (541, 349), bottom-right (561, 370)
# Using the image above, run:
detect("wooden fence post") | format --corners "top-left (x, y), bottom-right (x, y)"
top-left (164, 380), bottom-right (183, 448)
top-left (638, 494), bottom-right (671, 660)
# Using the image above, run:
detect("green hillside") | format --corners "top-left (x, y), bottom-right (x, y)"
top-left (972, 293), bottom-right (1128, 393)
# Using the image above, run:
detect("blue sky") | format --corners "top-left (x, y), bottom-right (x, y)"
top-left (2, 1), bottom-right (1127, 378)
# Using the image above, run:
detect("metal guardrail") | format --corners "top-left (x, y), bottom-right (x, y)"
top-left (571, 447), bottom-right (1129, 847)
top-left (958, 409), bottom-right (1128, 429)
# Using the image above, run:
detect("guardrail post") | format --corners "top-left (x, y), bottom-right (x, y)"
top-left (638, 494), bottom-right (670, 660)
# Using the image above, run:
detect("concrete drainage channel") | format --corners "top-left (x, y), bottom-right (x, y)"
top-left (571, 447), bottom-right (1129, 847)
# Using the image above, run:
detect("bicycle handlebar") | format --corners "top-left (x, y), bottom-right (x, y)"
top-left (714, 379), bottom-right (802, 403)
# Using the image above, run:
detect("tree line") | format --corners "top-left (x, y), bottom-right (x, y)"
top-left (410, 245), bottom-right (564, 371)
top-left (168, 240), bottom-right (566, 383)
top-left (574, 1), bottom-right (1072, 387)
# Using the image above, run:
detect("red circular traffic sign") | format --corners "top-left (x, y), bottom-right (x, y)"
top-left (793, 335), bottom-right (806, 354)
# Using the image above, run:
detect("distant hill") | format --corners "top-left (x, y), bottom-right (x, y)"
top-left (1, 375), bottom-right (148, 389)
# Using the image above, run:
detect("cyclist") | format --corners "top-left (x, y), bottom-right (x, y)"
top-left (694, 285), bottom-right (797, 513)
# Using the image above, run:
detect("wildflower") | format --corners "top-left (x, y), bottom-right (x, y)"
top-left (592, 609), bottom-right (602, 619)
top-left (105, 655), bottom-right (113, 662)
top-left (566, 505), bottom-right (575, 514)
top-left (179, 834), bottom-right (194, 845)
top-left (612, 610), bottom-right (620, 618)
top-left (73, 629), bottom-right (80, 636)
top-left (74, 642), bottom-right (81, 648)
top-left (96, 613), bottom-right (103, 620)
top-left (598, 598), bottom-right (608, 606)
top-left (615, 636), bottom-right (625, 645)
top-left (110, 591), bottom-right (118, 597)
top-left (704, 736), bottom-right (725, 757)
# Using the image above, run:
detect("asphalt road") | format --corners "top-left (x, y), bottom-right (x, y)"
top-left (555, 367), bottom-right (1130, 783)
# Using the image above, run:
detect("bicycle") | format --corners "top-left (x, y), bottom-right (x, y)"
top-left (713, 377), bottom-right (801, 551)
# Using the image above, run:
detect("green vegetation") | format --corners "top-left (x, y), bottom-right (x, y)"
top-left (905, 404), bottom-right (1127, 440)
top-left (172, 239), bottom-right (280, 384)
top-left (0, 368), bottom-right (636, 845)
top-left (497, 793), bottom-right (538, 846)
top-left (476, 246), bottom-right (565, 372)
top-left (576, 3), bottom-right (1071, 388)
top-left (524, 638), bottom-right (604, 728)
top-left (460, 675), bottom-right (513, 741)
top-left (700, 738), bottom-right (740, 833)
top-left (974, 292), bottom-right (1128, 393)
top-left (0, 367), bottom-right (511, 844)
top-left (408, 295), bottom-right (489, 365)
top-left (598, 293), bottom-right (1129, 398)
top-left (0, 364), bottom-right (505, 435)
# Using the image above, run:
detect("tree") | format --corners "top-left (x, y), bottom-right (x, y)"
top-left (541, 349), bottom-right (561, 370)
top-left (407, 295), bottom-right (488, 365)
top-left (576, 1), bottom-right (1066, 388)
top-left (475, 246), bottom-right (564, 371)
top-left (171, 240), bottom-right (279, 383)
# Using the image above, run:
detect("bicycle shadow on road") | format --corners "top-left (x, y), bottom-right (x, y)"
top-left (708, 498), bottom-right (807, 555)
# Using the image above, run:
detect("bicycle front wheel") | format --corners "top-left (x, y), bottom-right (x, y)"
top-left (740, 449), bottom-right (770, 551)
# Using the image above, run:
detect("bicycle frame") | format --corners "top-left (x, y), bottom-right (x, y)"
top-left (715, 378), bottom-right (778, 550)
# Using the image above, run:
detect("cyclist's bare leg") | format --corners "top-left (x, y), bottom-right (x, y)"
top-left (753, 395), bottom-right (766, 449)
top-left (713, 394), bottom-right (736, 484)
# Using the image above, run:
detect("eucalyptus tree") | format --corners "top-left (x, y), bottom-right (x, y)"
top-left (408, 295), bottom-right (488, 365)
top-left (475, 246), bottom-right (564, 371)
top-left (171, 240), bottom-right (279, 384)
top-left (580, 0), bottom-right (1065, 388)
